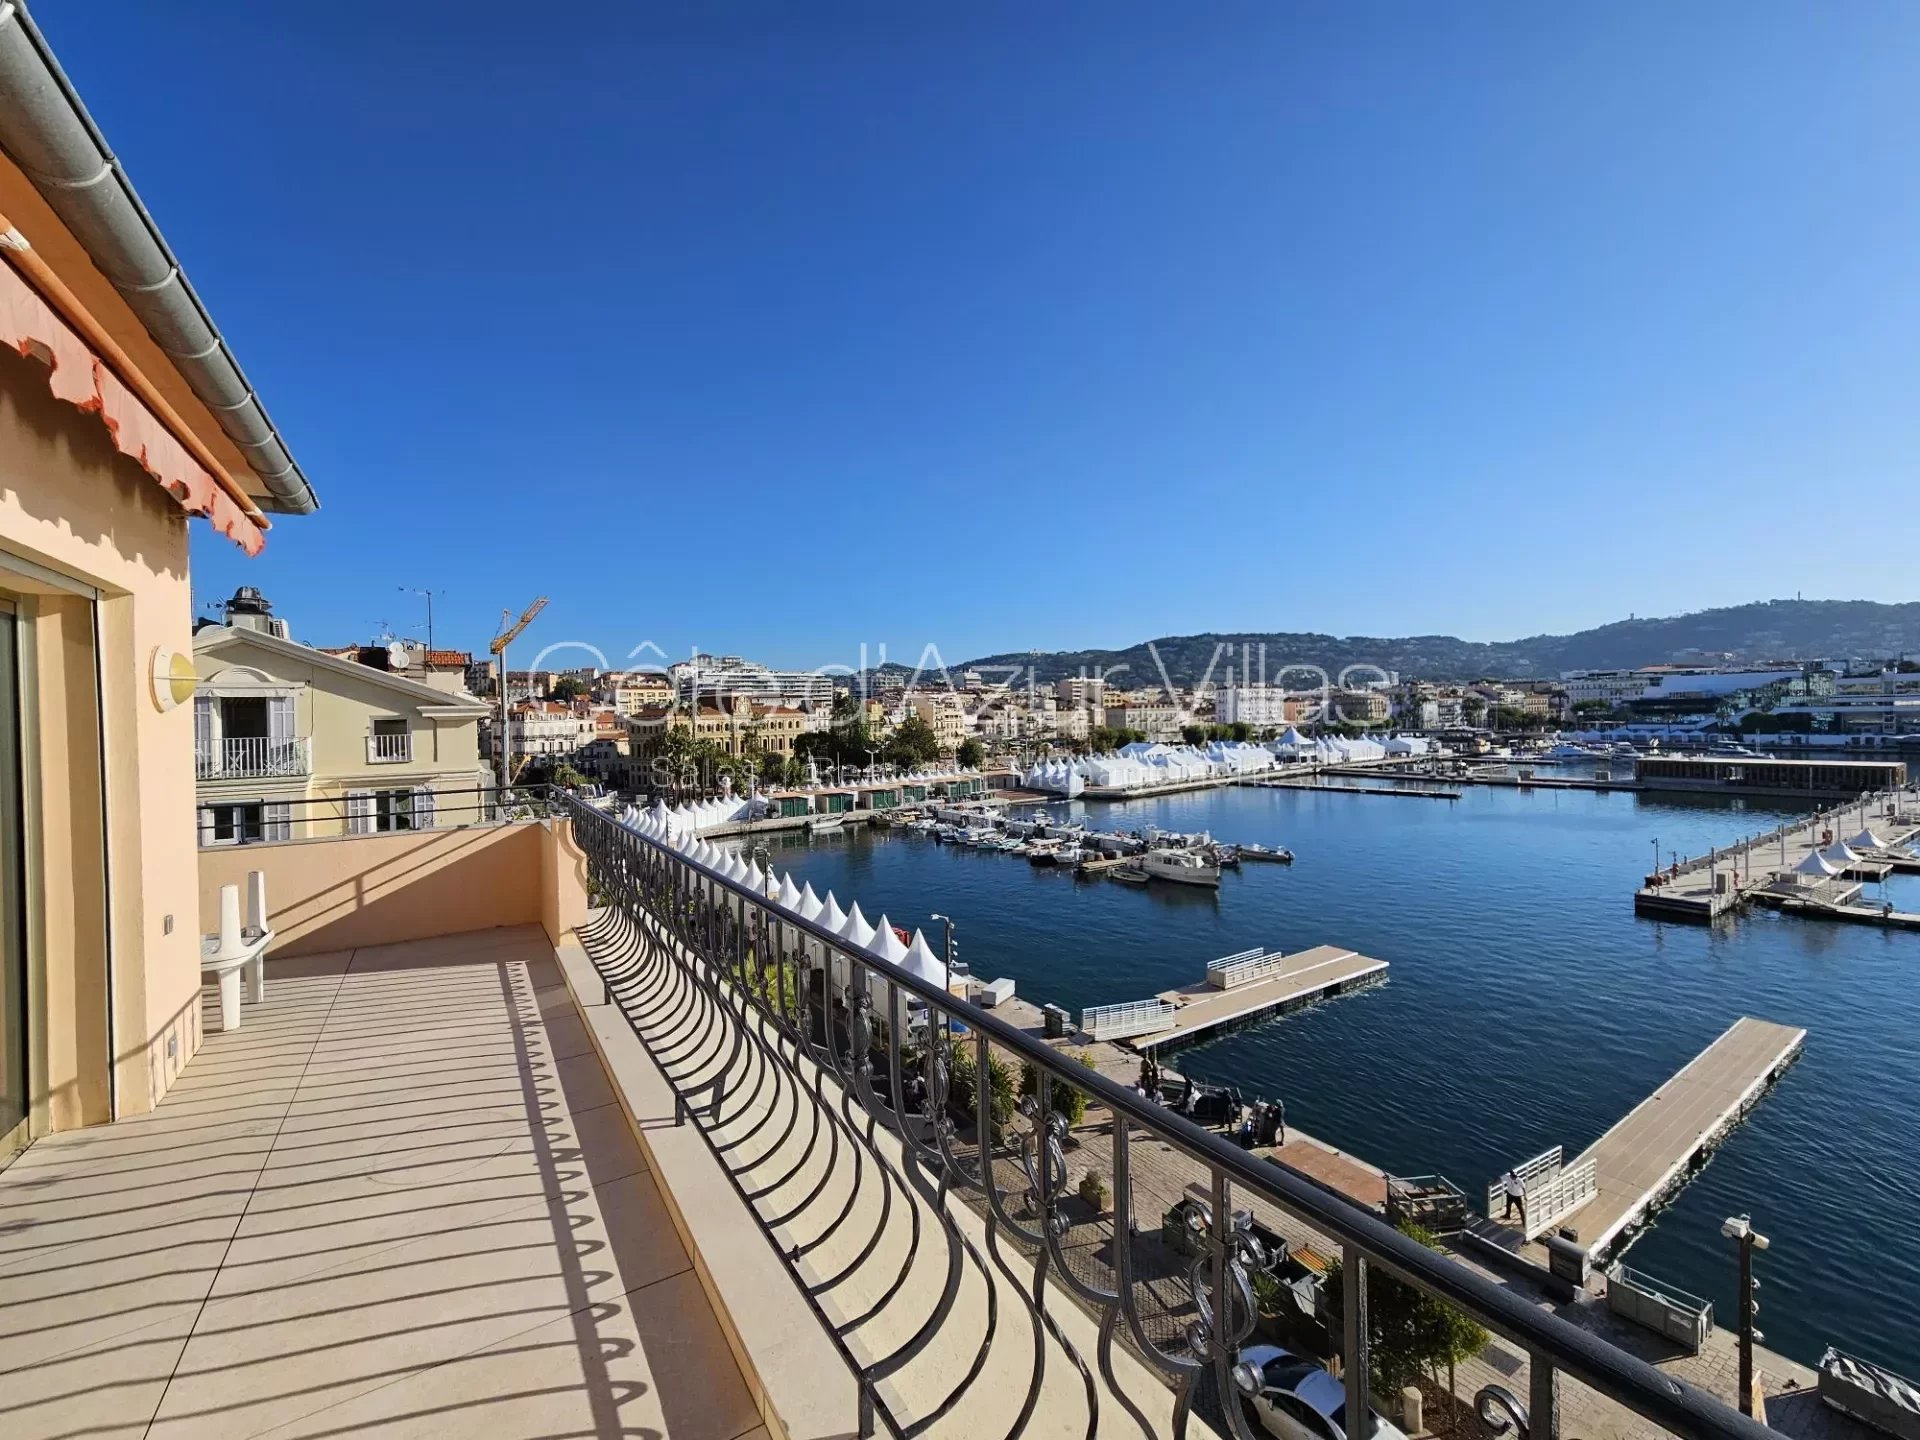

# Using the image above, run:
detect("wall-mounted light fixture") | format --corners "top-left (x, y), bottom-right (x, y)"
top-left (150, 647), bottom-right (197, 711)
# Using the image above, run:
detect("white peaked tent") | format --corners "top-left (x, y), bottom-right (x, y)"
top-left (778, 875), bottom-right (804, 909)
top-left (797, 883), bottom-right (825, 922)
top-left (821, 892), bottom-right (848, 934)
top-left (1820, 842), bottom-right (1859, 868)
top-left (903, 930), bottom-right (947, 988)
top-left (744, 860), bottom-right (767, 894)
top-left (869, 917), bottom-right (909, 965)
top-left (867, 918), bottom-right (913, 1011)
top-left (840, 903), bottom-right (877, 951)
top-left (1851, 828), bottom-right (1889, 852)
top-left (832, 903), bottom-right (877, 989)
top-left (1793, 849), bottom-right (1841, 879)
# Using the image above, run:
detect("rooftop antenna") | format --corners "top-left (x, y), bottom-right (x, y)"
top-left (400, 587), bottom-right (441, 655)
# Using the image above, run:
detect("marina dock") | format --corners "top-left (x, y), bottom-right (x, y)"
top-left (1128, 944), bottom-right (1389, 1051)
top-left (1494, 1017), bottom-right (1806, 1260)
top-left (1633, 788), bottom-right (1920, 922)
top-left (1244, 777), bottom-right (1462, 800)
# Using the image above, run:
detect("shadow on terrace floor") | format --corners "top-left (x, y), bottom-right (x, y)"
top-left (0, 923), bottom-right (767, 1440)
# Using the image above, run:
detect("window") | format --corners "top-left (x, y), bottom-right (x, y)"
top-left (368, 716), bottom-right (411, 763)
top-left (346, 787), bottom-right (438, 835)
top-left (198, 801), bottom-right (291, 847)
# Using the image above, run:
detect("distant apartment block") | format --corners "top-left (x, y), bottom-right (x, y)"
top-left (671, 654), bottom-right (834, 707)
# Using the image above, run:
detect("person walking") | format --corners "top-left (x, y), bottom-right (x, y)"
top-left (1501, 1169), bottom-right (1527, 1227)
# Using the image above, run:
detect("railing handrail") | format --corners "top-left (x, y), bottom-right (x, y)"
top-left (566, 793), bottom-right (1776, 1440)
top-left (195, 734), bottom-right (312, 777)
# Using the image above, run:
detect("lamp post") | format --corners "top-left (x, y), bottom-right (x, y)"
top-left (1721, 1214), bottom-right (1769, 1416)
top-left (930, 912), bottom-right (956, 1017)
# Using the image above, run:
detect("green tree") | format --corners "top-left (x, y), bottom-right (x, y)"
top-left (549, 676), bottom-right (586, 702)
top-left (947, 1043), bottom-right (1016, 1135)
top-left (550, 762), bottom-right (590, 789)
top-left (956, 737), bottom-right (986, 769)
top-left (885, 715), bottom-right (942, 769)
top-left (1018, 1050), bottom-right (1096, 1128)
top-left (1324, 1220), bottom-right (1489, 1397)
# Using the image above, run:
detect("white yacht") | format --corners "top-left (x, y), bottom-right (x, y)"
top-left (1142, 848), bottom-right (1221, 888)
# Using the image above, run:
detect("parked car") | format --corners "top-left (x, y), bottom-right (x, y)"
top-left (1235, 1345), bottom-right (1409, 1440)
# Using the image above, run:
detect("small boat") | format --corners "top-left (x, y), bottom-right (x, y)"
top-left (1027, 839), bottom-right (1064, 866)
top-left (1212, 844), bottom-right (1242, 869)
top-left (1110, 865), bottom-right (1150, 885)
top-left (1142, 847), bottom-right (1221, 887)
top-left (1239, 844), bottom-right (1294, 864)
top-left (807, 814), bottom-right (846, 834)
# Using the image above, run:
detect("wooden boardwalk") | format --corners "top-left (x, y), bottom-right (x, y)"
top-left (1569, 1017), bottom-right (1806, 1258)
top-left (1132, 944), bottom-right (1388, 1050)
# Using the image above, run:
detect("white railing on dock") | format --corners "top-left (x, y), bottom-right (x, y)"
top-left (1487, 1146), bottom-right (1597, 1240)
top-left (1081, 997), bottom-right (1177, 1041)
top-left (1206, 947), bottom-right (1286, 989)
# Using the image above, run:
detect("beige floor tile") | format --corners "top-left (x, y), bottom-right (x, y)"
top-left (552, 1100), bottom-right (648, 1187)
top-left (0, 1306), bottom-right (200, 1440)
top-left (4, 931), bottom-right (757, 1440)
top-left (0, 1232), bottom-right (228, 1372)
top-left (150, 1187), bottom-right (687, 1440)
top-left (569, 1167), bottom-right (692, 1294)
top-left (247, 1268), bottom-right (759, 1440)
top-left (0, 1169), bottom-right (258, 1273)
top-left (533, 1007), bottom-right (597, 1060)
top-left (553, 1049), bottom-right (618, 1113)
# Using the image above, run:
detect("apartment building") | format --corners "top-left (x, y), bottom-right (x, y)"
top-left (1055, 675), bottom-right (1107, 710)
top-left (910, 692), bottom-right (971, 752)
top-left (627, 696), bottom-right (810, 759)
top-left (602, 671), bottom-right (673, 713)
top-left (507, 700), bottom-right (597, 760)
top-left (194, 598), bottom-right (492, 843)
top-left (671, 653), bottom-right (834, 707)
top-left (1103, 701), bottom-right (1184, 741)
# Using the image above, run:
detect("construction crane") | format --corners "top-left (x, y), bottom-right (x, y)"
top-left (490, 596), bottom-right (547, 657)
top-left (491, 597), bottom-right (548, 795)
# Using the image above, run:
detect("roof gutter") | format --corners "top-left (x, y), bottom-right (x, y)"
top-left (0, 1), bottom-right (318, 514)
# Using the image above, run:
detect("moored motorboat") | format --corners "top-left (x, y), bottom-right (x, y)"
top-left (1239, 843), bottom-right (1294, 864)
top-left (1142, 847), bottom-right (1221, 887)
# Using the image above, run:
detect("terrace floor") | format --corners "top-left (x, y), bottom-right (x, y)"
top-left (0, 924), bottom-right (764, 1440)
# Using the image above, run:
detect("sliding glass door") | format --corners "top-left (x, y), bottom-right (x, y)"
top-left (0, 602), bottom-right (26, 1163)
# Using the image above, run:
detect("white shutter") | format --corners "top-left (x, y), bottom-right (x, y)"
top-left (194, 695), bottom-right (215, 771)
top-left (197, 804), bottom-right (219, 846)
top-left (264, 802), bottom-right (292, 842)
top-left (346, 791), bottom-right (373, 836)
top-left (268, 695), bottom-right (294, 744)
top-left (411, 787), bottom-right (437, 830)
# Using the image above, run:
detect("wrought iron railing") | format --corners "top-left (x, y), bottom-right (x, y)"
top-left (195, 735), bottom-right (311, 779)
top-left (366, 729), bottom-right (413, 763)
top-left (563, 794), bottom-right (1777, 1440)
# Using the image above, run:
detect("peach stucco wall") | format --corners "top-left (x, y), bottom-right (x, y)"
top-left (198, 819), bottom-right (588, 960)
top-left (0, 342), bottom-right (201, 1129)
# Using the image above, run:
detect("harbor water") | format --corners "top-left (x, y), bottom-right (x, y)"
top-left (759, 779), bottom-right (1920, 1371)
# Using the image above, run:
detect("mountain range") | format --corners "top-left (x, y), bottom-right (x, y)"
top-left (873, 600), bottom-right (1920, 687)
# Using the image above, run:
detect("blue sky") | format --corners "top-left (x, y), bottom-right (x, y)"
top-left (59, 2), bottom-right (1920, 669)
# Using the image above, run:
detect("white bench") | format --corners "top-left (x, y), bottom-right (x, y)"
top-left (201, 871), bottom-right (275, 1032)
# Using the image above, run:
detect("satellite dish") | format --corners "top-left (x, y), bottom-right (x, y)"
top-left (386, 641), bottom-right (412, 669)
